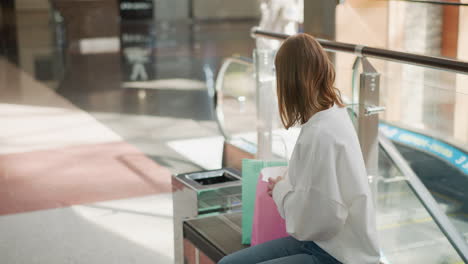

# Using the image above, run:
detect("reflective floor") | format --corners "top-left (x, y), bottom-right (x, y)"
top-left (0, 7), bottom-right (257, 263)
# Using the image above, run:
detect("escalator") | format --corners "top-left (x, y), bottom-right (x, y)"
top-left (377, 138), bottom-right (467, 263)
top-left (395, 143), bottom-right (468, 218)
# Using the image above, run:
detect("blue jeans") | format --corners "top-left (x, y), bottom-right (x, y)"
top-left (218, 236), bottom-right (342, 264)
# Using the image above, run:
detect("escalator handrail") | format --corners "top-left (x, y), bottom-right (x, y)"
top-left (214, 56), bottom-right (254, 140)
top-left (379, 135), bottom-right (468, 263)
top-left (251, 28), bottom-right (468, 74)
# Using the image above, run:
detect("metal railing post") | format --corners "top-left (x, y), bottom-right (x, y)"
top-left (357, 58), bottom-right (383, 202)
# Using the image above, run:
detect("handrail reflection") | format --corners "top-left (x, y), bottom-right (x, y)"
top-left (214, 56), bottom-right (254, 140)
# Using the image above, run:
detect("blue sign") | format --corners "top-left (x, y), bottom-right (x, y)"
top-left (379, 123), bottom-right (468, 176)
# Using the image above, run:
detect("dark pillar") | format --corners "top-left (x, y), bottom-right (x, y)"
top-left (303, 0), bottom-right (338, 40)
top-left (0, 0), bottom-right (18, 64)
top-left (303, 0), bottom-right (339, 63)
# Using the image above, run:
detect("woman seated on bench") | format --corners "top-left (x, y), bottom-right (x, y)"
top-left (219, 33), bottom-right (380, 264)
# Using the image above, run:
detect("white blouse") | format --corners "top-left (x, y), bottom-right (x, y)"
top-left (272, 105), bottom-right (380, 264)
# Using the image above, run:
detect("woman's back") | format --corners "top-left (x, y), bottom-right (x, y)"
top-left (283, 104), bottom-right (380, 264)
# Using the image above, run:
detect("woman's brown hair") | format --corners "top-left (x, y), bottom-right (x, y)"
top-left (275, 33), bottom-right (344, 129)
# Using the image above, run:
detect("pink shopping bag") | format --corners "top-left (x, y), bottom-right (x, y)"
top-left (251, 166), bottom-right (289, 246)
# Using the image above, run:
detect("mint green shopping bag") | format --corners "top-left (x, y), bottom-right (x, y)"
top-left (241, 159), bottom-right (287, 245)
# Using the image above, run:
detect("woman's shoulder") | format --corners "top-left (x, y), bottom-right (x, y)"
top-left (300, 116), bottom-right (357, 148)
top-left (298, 123), bottom-right (339, 150)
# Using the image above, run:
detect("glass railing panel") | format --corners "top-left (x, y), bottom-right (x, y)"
top-left (377, 180), bottom-right (464, 263)
top-left (248, 29), bottom-right (468, 260)
top-left (371, 58), bottom-right (468, 242)
top-left (335, 53), bottom-right (357, 101)
top-left (217, 48), bottom-right (467, 260)
top-left (377, 61), bottom-right (468, 146)
top-left (377, 147), bottom-right (464, 263)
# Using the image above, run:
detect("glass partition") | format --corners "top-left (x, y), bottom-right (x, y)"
top-left (367, 58), bottom-right (468, 241)
top-left (377, 147), bottom-right (464, 263)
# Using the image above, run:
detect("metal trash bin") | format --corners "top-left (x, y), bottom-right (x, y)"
top-left (172, 168), bottom-right (242, 264)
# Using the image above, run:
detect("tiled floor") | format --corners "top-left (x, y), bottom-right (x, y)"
top-left (0, 194), bottom-right (174, 264)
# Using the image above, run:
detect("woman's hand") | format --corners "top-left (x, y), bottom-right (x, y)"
top-left (267, 176), bottom-right (283, 197)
